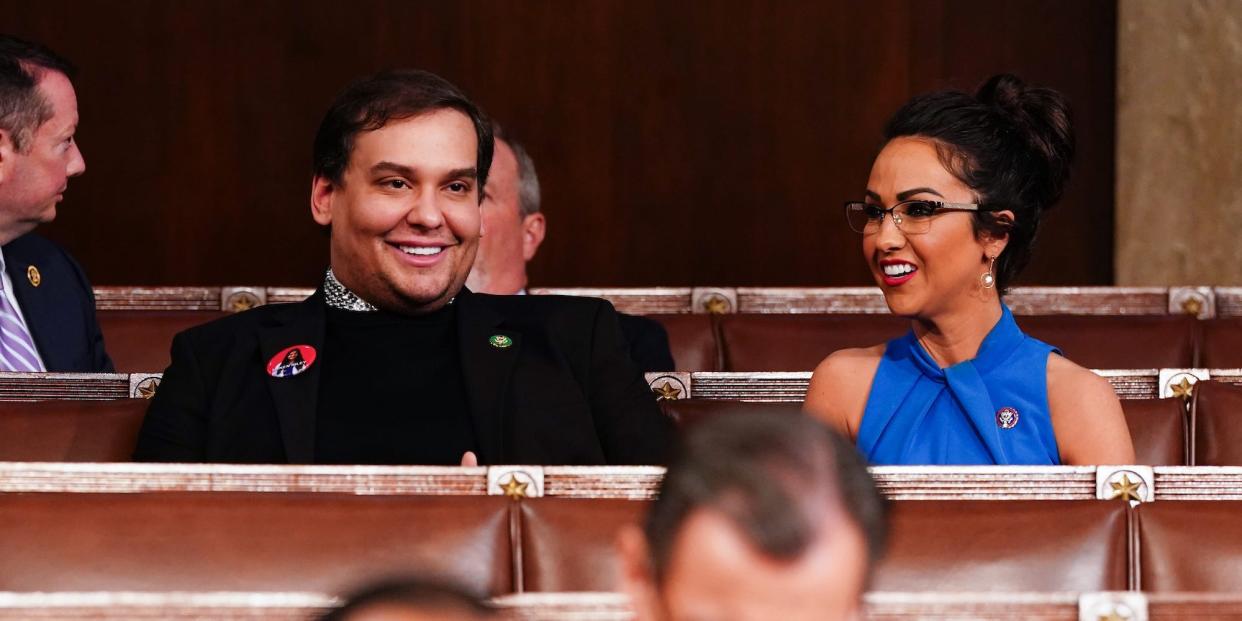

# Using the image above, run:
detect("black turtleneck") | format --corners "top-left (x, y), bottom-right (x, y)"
top-left (315, 302), bottom-right (476, 465)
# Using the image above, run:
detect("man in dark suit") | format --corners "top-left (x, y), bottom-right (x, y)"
top-left (465, 125), bottom-right (675, 371)
top-left (134, 69), bottom-right (671, 465)
top-left (0, 35), bottom-right (111, 373)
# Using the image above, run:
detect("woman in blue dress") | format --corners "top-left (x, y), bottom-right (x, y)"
top-left (805, 74), bottom-right (1135, 466)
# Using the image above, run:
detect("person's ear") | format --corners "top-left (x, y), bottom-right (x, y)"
top-left (983, 209), bottom-right (1014, 259)
top-left (616, 525), bottom-right (660, 620)
top-left (521, 213), bottom-right (546, 261)
top-left (310, 176), bottom-right (336, 226)
top-left (0, 129), bottom-right (15, 185)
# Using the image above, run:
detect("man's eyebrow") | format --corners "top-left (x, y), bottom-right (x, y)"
top-left (445, 167), bottom-right (478, 181)
top-left (896, 187), bottom-right (944, 201)
top-left (369, 161), bottom-right (415, 177)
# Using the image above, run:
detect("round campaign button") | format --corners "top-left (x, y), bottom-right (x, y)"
top-left (995, 407), bottom-right (1020, 430)
top-left (267, 345), bottom-right (317, 378)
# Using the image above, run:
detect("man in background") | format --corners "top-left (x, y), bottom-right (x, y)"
top-left (0, 34), bottom-right (111, 372)
top-left (320, 577), bottom-right (496, 621)
top-left (617, 412), bottom-right (888, 620)
top-left (466, 126), bottom-right (674, 372)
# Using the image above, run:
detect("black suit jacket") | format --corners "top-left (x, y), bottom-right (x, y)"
top-left (1, 233), bottom-right (112, 372)
top-left (134, 288), bottom-right (672, 465)
top-left (617, 313), bottom-right (675, 372)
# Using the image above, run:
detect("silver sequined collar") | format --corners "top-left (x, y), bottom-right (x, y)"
top-left (323, 268), bottom-right (378, 312)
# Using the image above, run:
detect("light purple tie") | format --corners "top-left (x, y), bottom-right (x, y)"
top-left (0, 276), bottom-right (43, 372)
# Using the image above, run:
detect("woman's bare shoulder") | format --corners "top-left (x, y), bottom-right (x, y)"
top-left (805, 345), bottom-right (886, 437)
top-left (815, 344), bottom-right (887, 369)
top-left (1046, 353), bottom-right (1114, 398)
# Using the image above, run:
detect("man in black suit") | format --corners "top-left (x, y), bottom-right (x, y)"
top-left (465, 124), bottom-right (675, 371)
top-left (134, 69), bottom-right (671, 465)
top-left (0, 35), bottom-right (111, 372)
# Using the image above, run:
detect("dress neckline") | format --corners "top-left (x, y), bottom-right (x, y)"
top-left (905, 305), bottom-right (1023, 380)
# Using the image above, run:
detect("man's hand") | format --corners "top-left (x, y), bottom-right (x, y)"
top-left (460, 451), bottom-right (479, 467)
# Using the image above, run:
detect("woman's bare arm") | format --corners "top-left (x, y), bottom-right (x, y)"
top-left (1047, 354), bottom-right (1137, 465)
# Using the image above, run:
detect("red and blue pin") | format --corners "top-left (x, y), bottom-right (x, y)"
top-left (267, 345), bottom-right (317, 378)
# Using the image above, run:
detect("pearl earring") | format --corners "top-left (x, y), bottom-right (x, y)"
top-left (981, 256), bottom-right (997, 289)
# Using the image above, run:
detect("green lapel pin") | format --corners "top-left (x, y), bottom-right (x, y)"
top-left (489, 334), bottom-right (513, 349)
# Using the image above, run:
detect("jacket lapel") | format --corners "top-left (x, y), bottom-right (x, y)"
top-left (455, 289), bottom-right (521, 465)
top-left (2, 249), bottom-right (56, 369)
top-left (257, 291), bottom-right (326, 464)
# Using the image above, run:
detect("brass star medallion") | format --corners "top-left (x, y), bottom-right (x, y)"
top-left (1109, 474), bottom-right (1143, 503)
top-left (228, 292), bottom-right (260, 312)
top-left (703, 295), bottom-right (731, 314)
top-left (652, 381), bottom-right (682, 400)
top-left (500, 475), bottom-right (529, 499)
top-left (136, 377), bottom-right (161, 399)
top-left (1170, 377), bottom-right (1195, 400)
top-left (1180, 296), bottom-right (1204, 317)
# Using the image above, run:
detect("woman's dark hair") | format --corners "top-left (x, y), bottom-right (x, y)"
top-left (883, 73), bottom-right (1075, 293)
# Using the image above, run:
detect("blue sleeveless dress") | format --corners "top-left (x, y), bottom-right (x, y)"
top-left (856, 305), bottom-right (1062, 465)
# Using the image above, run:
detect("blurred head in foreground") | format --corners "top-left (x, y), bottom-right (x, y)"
top-left (618, 412), bottom-right (888, 621)
top-left (320, 577), bottom-right (496, 621)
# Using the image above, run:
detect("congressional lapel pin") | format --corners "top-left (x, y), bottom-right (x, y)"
top-left (267, 344), bottom-right (317, 378)
top-left (996, 407), bottom-right (1020, 430)
top-left (488, 334), bottom-right (513, 349)
top-left (26, 265), bottom-right (41, 287)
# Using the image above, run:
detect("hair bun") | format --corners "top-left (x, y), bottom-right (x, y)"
top-left (975, 73), bottom-right (1076, 209)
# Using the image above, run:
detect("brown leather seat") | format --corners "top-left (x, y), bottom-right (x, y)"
top-left (0, 492), bottom-right (514, 595)
top-left (1019, 315), bottom-right (1199, 369)
top-left (875, 500), bottom-right (1129, 591)
top-left (1136, 501), bottom-right (1242, 591)
top-left (1191, 380), bottom-right (1242, 466)
top-left (98, 310), bottom-right (228, 372)
top-left (1122, 398), bottom-right (1187, 466)
top-left (0, 399), bottom-right (147, 461)
top-left (650, 314), bottom-right (720, 371)
top-left (1199, 318), bottom-right (1242, 368)
top-left (716, 314), bottom-right (1199, 372)
top-left (718, 314), bottom-right (907, 371)
top-left (659, 399), bottom-right (802, 428)
top-left (519, 498), bottom-right (647, 592)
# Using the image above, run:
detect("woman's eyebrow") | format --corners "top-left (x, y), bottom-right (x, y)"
top-left (896, 187), bottom-right (944, 201)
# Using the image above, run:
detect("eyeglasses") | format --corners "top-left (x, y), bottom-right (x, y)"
top-left (843, 199), bottom-right (990, 235)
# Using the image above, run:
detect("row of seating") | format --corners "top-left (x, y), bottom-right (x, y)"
top-left (96, 309), bottom-right (1242, 372)
top-left (95, 285), bottom-right (1241, 317)
top-left (659, 313), bottom-right (1242, 372)
top-left (4, 381), bottom-right (1240, 465)
top-left (1, 491), bottom-right (1239, 594)
top-left (7, 367), bottom-right (1236, 401)
top-left (5, 590), bottom-right (1239, 620)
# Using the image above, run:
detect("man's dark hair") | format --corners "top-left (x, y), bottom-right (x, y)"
top-left (312, 69), bottom-right (494, 203)
top-left (0, 34), bottom-right (76, 153)
top-left (644, 412), bottom-right (887, 583)
top-left (319, 576), bottom-right (495, 620)
top-left (883, 73), bottom-right (1076, 294)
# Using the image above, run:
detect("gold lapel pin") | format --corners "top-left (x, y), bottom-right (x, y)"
top-left (489, 334), bottom-right (513, 349)
top-left (26, 265), bottom-right (41, 287)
